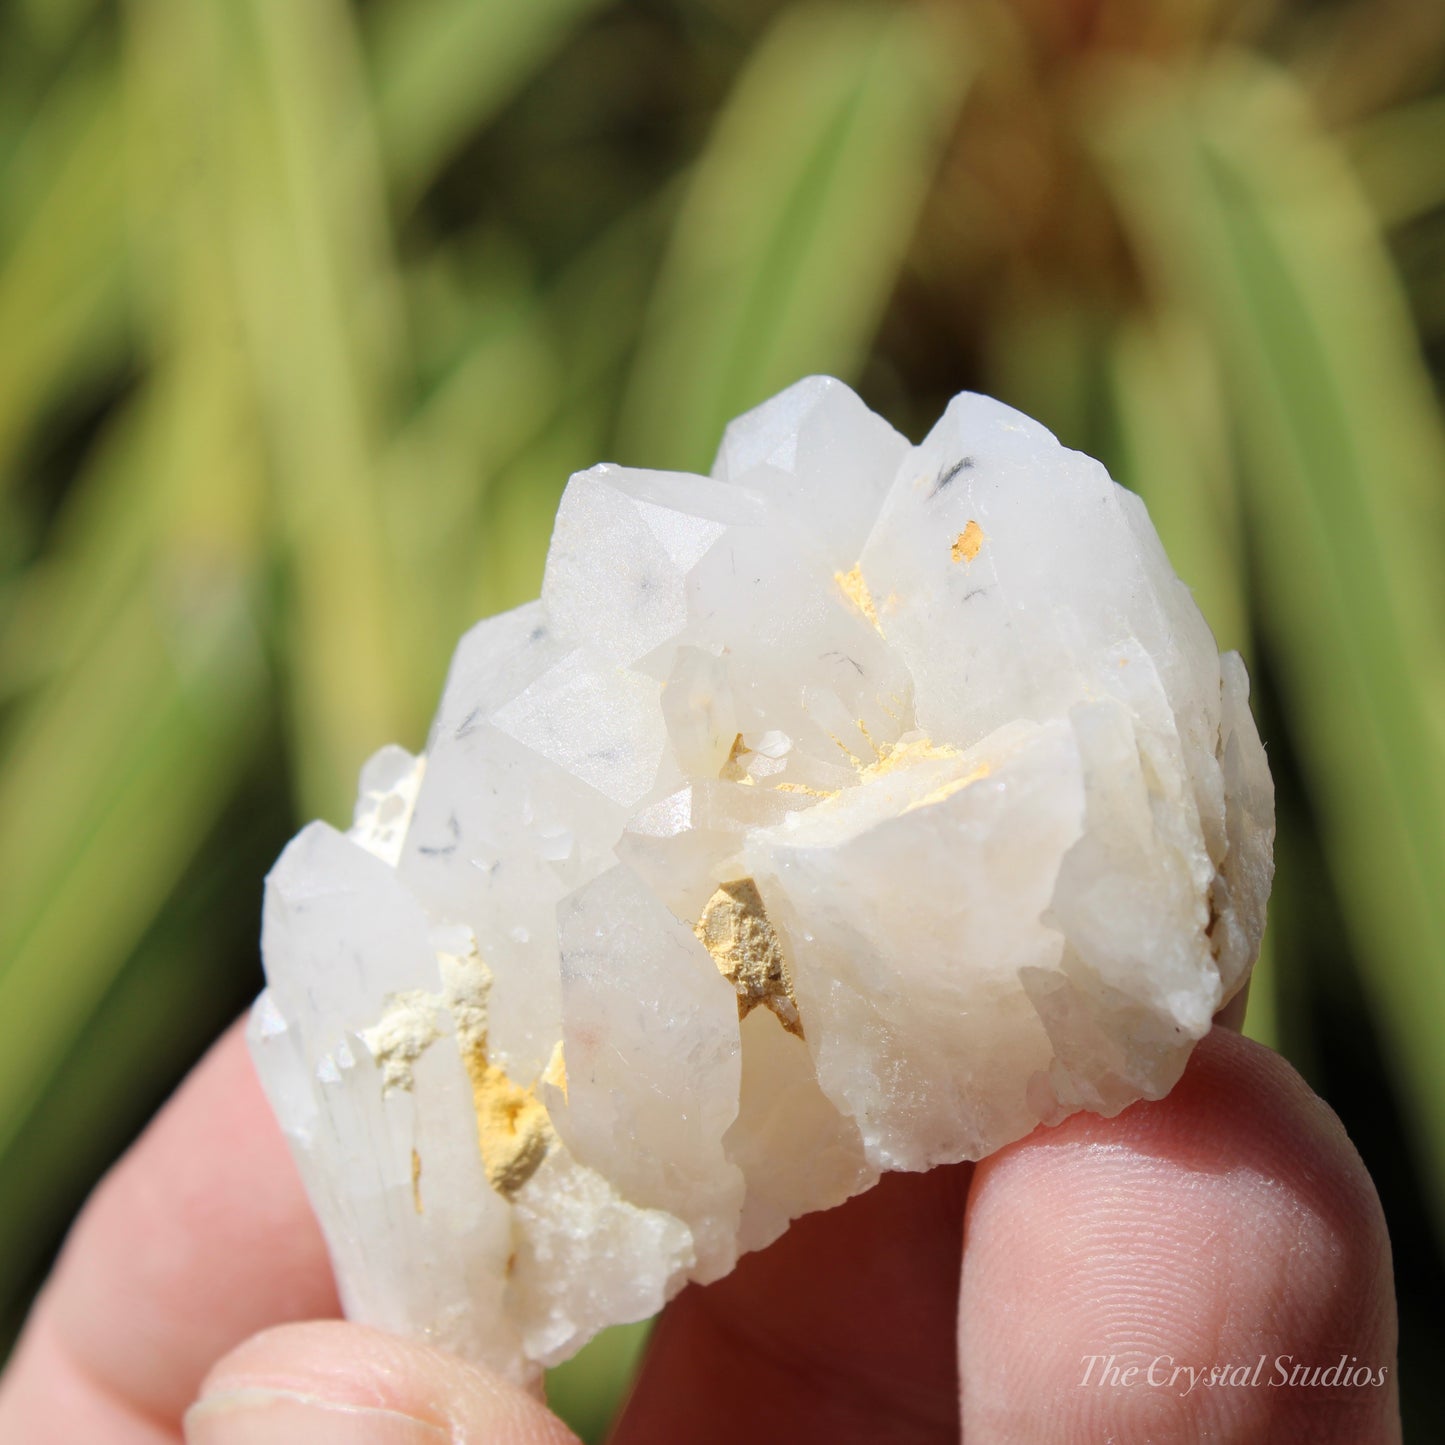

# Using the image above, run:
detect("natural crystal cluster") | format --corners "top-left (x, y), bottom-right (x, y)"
top-left (251, 378), bottom-right (1274, 1383)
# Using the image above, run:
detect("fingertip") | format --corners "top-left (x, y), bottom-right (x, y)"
top-left (186, 1322), bottom-right (579, 1445)
top-left (45, 1021), bottom-right (340, 1423)
top-left (959, 1029), bottom-right (1400, 1444)
top-left (613, 1164), bottom-right (971, 1444)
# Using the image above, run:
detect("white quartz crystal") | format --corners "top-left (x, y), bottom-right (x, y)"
top-left (252, 377), bottom-right (1274, 1383)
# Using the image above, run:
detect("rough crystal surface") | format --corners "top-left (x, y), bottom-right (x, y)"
top-left (252, 377), bottom-right (1275, 1383)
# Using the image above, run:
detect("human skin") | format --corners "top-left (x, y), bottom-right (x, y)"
top-left (0, 1013), bottom-right (1401, 1444)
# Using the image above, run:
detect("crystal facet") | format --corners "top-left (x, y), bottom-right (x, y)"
top-left (252, 377), bottom-right (1275, 1383)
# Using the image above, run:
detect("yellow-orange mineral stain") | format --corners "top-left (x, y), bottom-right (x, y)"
top-left (858, 733), bottom-right (957, 781)
top-left (541, 1040), bottom-right (569, 1105)
top-left (695, 878), bottom-right (803, 1038)
top-left (951, 520), bottom-right (985, 563)
top-left (461, 1049), bottom-right (552, 1197)
top-left (438, 944), bottom-right (555, 1198)
top-left (904, 762), bottom-right (992, 813)
top-left (833, 565), bottom-right (883, 634)
top-left (720, 732), bottom-right (756, 784)
top-left (774, 780), bottom-right (836, 799)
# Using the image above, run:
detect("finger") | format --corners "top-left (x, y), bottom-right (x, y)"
top-left (959, 1027), bottom-right (1400, 1444)
top-left (612, 1162), bottom-right (971, 1444)
top-left (0, 1018), bottom-right (339, 1440)
top-left (182, 1321), bottom-right (578, 1445)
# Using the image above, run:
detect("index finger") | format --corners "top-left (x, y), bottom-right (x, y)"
top-left (959, 1028), bottom-right (1401, 1442)
top-left (0, 1019), bottom-right (340, 1437)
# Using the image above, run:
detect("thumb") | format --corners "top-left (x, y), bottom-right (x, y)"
top-left (183, 1321), bottom-right (579, 1445)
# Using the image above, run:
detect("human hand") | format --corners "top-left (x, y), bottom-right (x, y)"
top-left (0, 1018), bottom-right (1399, 1443)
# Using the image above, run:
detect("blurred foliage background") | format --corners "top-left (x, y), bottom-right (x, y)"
top-left (2, 0), bottom-right (1444, 1437)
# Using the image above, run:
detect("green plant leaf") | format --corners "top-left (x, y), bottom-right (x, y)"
top-left (0, 0), bottom-right (276, 1179)
top-left (0, 405), bottom-right (152, 699)
top-left (388, 188), bottom-right (674, 642)
top-left (0, 67), bottom-right (129, 493)
top-left (368, 0), bottom-right (608, 206)
top-left (1345, 92), bottom-right (1445, 229)
top-left (1092, 54), bottom-right (1445, 1227)
top-left (986, 297), bottom-right (1115, 462)
top-left (0, 580), bottom-right (266, 1166)
top-left (1106, 312), bottom-right (1250, 670)
top-left (0, 770), bottom-right (278, 1320)
top-left (12, 0), bottom-right (104, 55)
top-left (473, 392), bottom-right (612, 620)
top-left (545, 1319), bottom-right (652, 1445)
top-left (620, 1), bottom-right (971, 472)
top-left (221, 0), bottom-right (418, 820)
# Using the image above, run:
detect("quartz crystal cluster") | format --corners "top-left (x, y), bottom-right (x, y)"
top-left (251, 378), bottom-right (1274, 1383)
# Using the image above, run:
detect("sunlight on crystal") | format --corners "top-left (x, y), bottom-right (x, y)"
top-left (251, 377), bottom-right (1275, 1384)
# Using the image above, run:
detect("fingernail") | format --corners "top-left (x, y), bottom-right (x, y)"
top-left (184, 1388), bottom-right (449, 1444)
